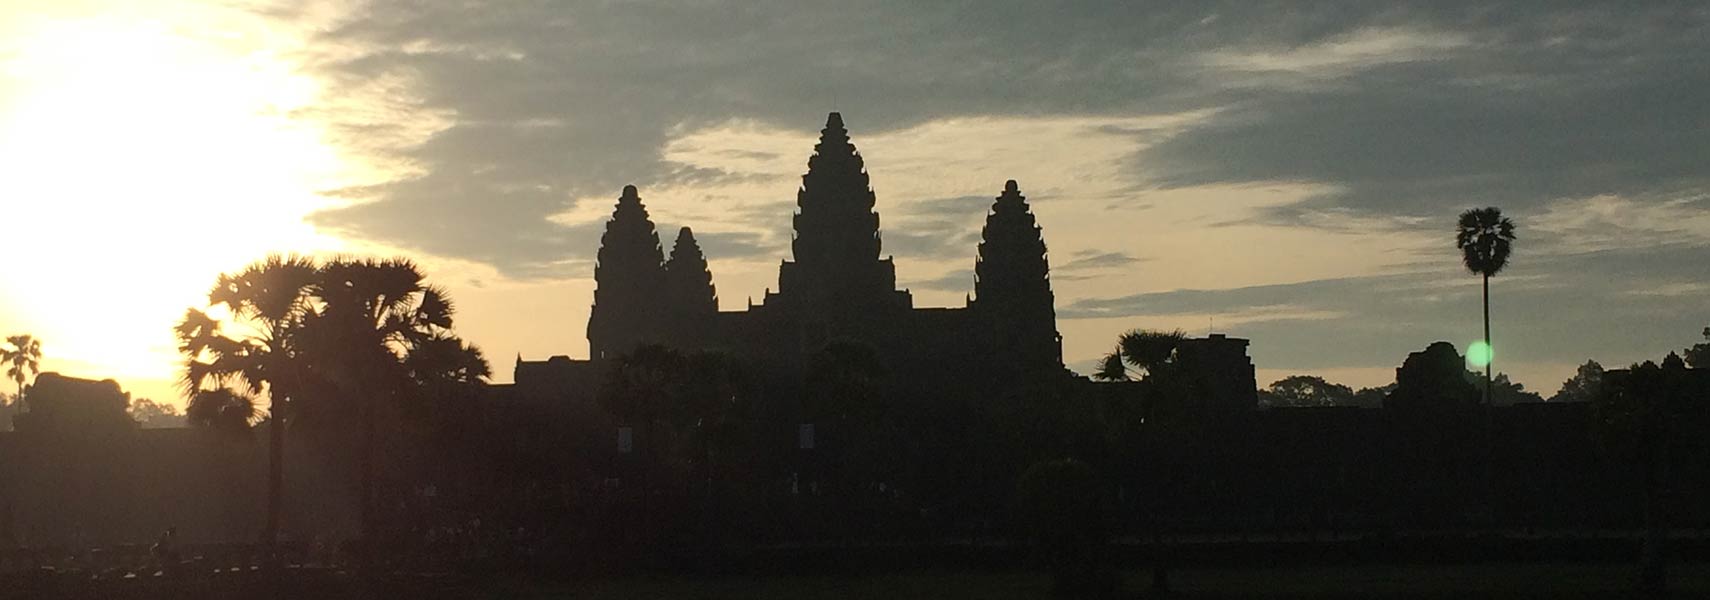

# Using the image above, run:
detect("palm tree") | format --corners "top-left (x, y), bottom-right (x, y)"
top-left (1456, 207), bottom-right (1516, 406)
top-left (186, 387), bottom-right (262, 435)
top-left (1094, 329), bottom-right (1185, 382)
top-left (2, 334), bottom-right (42, 408)
top-left (306, 257), bottom-right (486, 558)
top-left (176, 255), bottom-right (319, 558)
top-left (1091, 327), bottom-right (1187, 592)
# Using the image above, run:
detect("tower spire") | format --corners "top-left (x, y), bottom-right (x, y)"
top-left (776, 112), bottom-right (906, 312)
top-left (974, 180), bottom-right (1061, 370)
top-left (588, 185), bottom-right (667, 359)
top-left (666, 226), bottom-right (718, 316)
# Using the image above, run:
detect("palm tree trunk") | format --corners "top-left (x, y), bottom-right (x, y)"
top-left (1482, 274), bottom-right (1500, 530)
top-left (265, 398), bottom-right (285, 567)
top-left (360, 391), bottom-right (376, 571)
top-left (1483, 274), bottom-right (1492, 406)
top-left (1639, 437), bottom-right (1668, 593)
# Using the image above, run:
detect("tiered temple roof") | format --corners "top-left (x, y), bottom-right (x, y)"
top-left (973, 180), bottom-right (1061, 371)
top-left (665, 226), bottom-right (718, 317)
top-left (776, 112), bottom-right (905, 314)
top-left (588, 185), bottom-right (667, 359)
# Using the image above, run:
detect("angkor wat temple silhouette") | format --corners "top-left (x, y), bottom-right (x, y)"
top-left (511, 112), bottom-right (1255, 407)
top-left (511, 113), bottom-right (1247, 404)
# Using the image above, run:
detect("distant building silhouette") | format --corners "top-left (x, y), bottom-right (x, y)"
top-left (0, 374), bottom-right (263, 547)
top-left (1175, 334), bottom-right (1259, 413)
top-left (11, 373), bottom-right (135, 436)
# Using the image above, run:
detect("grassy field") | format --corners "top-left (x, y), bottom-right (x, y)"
top-left (500, 563), bottom-right (1710, 599)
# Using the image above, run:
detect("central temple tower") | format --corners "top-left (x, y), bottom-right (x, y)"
top-left (774, 113), bottom-right (911, 316)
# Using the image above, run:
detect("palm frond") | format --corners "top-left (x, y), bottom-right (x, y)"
top-left (1094, 345), bottom-right (1129, 382)
top-left (1117, 328), bottom-right (1184, 374)
top-left (1455, 207), bottom-right (1517, 277)
top-left (187, 387), bottom-right (261, 433)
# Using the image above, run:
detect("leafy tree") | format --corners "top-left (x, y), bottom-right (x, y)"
top-left (675, 351), bottom-right (758, 470)
top-left (1094, 329), bottom-right (1185, 382)
top-left (804, 340), bottom-right (898, 501)
top-left (1593, 354), bottom-right (1707, 594)
top-left (176, 254), bottom-right (319, 556)
top-left (805, 340), bottom-right (888, 429)
top-left (600, 344), bottom-right (686, 516)
top-left (1468, 372), bottom-right (1545, 405)
top-left (1455, 207), bottom-right (1516, 406)
top-left (1263, 375), bottom-right (1354, 407)
top-left (1351, 384), bottom-right (1394, 409)
top-left (1550, 360), bottom-right (1605, 403)
top-left (2, 334), bottom-right (42, 408)
top-left (1685, 326), bottom-right (1709, 369)
top-left (128, 398), bottom-right (187, 428)
top-left (601, 344), bottom-right (684, 431)
top-left (0, 392), bottom-right (13, 432)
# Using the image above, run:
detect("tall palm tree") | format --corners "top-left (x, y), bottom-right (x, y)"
top-left (1456, 207), bottom-right (1516, 406)
top-left (306, 257), bottom-right (486, 557)
top-left (2, 334), bottom-right (42, 407)
top-left (1094, 329), bottom-right (1185, 382)
top-left (176, 254), bottom-right (319, 557)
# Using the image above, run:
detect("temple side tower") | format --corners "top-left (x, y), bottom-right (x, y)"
top-left (664, 226), bottom-right (718, 347)
top-left (775, 112), bottom-right (910, 315)
top-left (972, 180), bottom-right (1062, 371)
top-left (588, 185), bottom-right (667, 359)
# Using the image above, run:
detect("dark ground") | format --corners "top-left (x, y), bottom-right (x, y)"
top-left (11, 563), bottom-right (1710, 600)
top-left (498, 563), bottom-right (1710, 599)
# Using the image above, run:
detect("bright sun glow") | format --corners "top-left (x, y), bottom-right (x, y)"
top-left (1466, 340), bottom-right (1493, 368)
top-left (0, 8), bottom-right (350, 402)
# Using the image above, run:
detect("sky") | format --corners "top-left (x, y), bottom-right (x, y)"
top-left (0, 1), bottom-right (1706, 408)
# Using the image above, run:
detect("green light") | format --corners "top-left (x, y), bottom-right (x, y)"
top-left (1467, 340), bottom-right (1493, 368)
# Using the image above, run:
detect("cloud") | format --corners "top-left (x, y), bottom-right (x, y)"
top-left (1528, 193), bottom-right (1710, 253)
top-left (658, 227), bottom-right (778, 261)
top-left (1145, 7), bottom-right (1710, 229)
top-left (1052, 250), bottom-right (1150, 282)
top-left (904, 195), bottom-right (992, 219)
top-left (1200, 26), bottom-right (1475, 76)
top-left (904, 269), bottom-right (976, 293)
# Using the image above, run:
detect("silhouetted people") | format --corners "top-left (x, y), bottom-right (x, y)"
top-left (150, 526), bottom-right (178, 574)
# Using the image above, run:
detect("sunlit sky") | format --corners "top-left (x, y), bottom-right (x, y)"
top-left (1, 1), bottom-right (1706, 408)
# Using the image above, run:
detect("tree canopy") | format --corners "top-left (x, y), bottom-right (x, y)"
top-left (1550, 360), bottom-right (1605, 403)
top-left (1261, 375), bottom-right (1355, 407)
top-left (1455, 207), bottom-right (1516, 278)
top-left (1685, 326), bottom-right (1709, 369)
top-left (2, 333), bottom-right (42, 401)
top-left (129, 398), bottom-right (187, 429)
